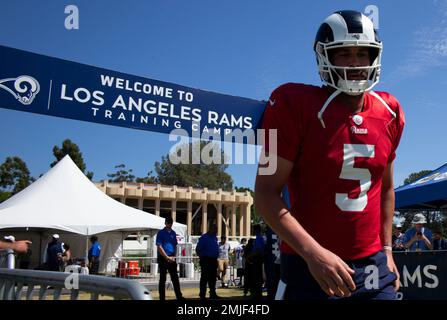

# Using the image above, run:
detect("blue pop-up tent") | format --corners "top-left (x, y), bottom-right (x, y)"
top-left (395, 163), bottom-right (447, 209)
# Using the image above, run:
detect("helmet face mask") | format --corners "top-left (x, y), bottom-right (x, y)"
top-left (314, 11), bottom-right (383, 95)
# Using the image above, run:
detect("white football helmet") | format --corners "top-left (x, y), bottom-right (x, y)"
top-left (314, 10), bottom-right (382, 96)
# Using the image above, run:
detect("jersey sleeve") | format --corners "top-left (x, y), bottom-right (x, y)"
top-left (386, 94), bottom-right (405, 163)
top-left (261, 83), bottom-right (304, 162)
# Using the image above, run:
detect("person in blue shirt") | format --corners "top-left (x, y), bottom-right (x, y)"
top-left (404, 213), bottom-right (433, 251)
top-left (196, 224), bottom-right (220, 300)
top-left (248, 224), bottom-right (266, 299)
top-left (156, 216), bottom-right (184, 300)
top-left (88, 235), bottom-right (101, 274)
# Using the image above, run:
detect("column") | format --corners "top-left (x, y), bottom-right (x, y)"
top-left (138, 183), bottom-right (144, 210)
top-left (217, 202), bottom-right (223, 237)
top-left (239, 205), bottom-right (244, 237)
top-left (245, 204), bottom-right (252, 236)
top-left (201, 202), bottom-right (208, 234)
top-left (155, 198), bottom-right (160, 216)
top-left (171, 200), bottom-right (177, 221)
top-left (225, 206), bottom-right (230, 238)
top-left (187, 201), bottom-right (192, 236)
top-left (231, 203), bottom-right (237, 239)
top-left (138, 198), bottom-right (143, 210)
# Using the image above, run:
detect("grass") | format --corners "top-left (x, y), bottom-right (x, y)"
top-left (149, 286), bottom-right (267, 300)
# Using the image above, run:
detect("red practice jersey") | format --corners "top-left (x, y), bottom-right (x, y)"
top-left (262, 83), bottom-right (405, 260)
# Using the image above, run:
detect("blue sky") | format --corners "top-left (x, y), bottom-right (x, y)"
top-left (0, 0), bottom-right (446, 189)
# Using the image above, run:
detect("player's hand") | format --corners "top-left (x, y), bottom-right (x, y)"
top-left (12, 240), bottom-right (32, 253)
top-left (305, 247), bottom-right (356, 297)
top-left (385, 250), bottom-right (400, 292)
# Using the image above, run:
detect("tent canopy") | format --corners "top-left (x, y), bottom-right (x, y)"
top-left (0, 155), bottom-right (186, 237)
top-left (395, 162), bottom-right (447, 210)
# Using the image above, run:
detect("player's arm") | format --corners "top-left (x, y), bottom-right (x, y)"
top-left (0, 240), bottom-right (32, 252)
top-left (255, 154), bottom-right (355, 297)
top-left (380, 161), bottom-right (400, 291)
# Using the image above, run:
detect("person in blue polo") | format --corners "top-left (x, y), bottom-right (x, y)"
top-left (196, 223), bottom-right (220, 300)
top-left (88, 235), bottom-right (101, 274)
top-left (156, 216), bottom-right (184, 300)
top-left (404, 213), bottom-right (433, 251)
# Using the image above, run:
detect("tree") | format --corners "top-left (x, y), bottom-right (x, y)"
top-left (154, 141), bottom-right (233, 190)
top-left (0, 191), bottom-right (11, 203)
top-left (235, 186), bottom-right (262, 225)
top-left (107, 164), bottom-right (135, 183)
top-left (0, 156), bottom-right (34, 198)
top-left (51, 139), bottom-right (94, 179)
top-left (136, 170), bottom-right (158, 184)
top-left (403, 170), bottom-right (432, 185)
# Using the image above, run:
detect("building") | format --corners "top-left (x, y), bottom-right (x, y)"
top-left (95, 181), bottom-right (253, 239)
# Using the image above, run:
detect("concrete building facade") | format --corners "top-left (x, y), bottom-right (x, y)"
top-left (95, 181), bottom-right (253, 238)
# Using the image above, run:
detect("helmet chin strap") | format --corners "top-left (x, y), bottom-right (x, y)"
top-left (317, 89), bottom-right (342, 128)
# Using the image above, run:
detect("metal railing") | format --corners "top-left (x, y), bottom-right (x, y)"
top-left (0, 250), bottom-right (14, 269)
top-left (0, 268), bottom-right (152, 300)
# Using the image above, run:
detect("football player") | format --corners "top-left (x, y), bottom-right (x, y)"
top-left (255, 10), bottom-right (404, 300)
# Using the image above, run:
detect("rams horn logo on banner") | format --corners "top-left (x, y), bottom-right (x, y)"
top-left (0, 75), bottom-right (40, 105)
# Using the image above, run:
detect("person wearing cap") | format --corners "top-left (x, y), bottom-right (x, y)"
top-left (403, 214), bottom-right (433, 251)
top-left (156, 216), bottom-right (184, 300)
top-left (392, 225), bottom-right (405, 251)
top-left (46, 234), bottom-right (64, 271)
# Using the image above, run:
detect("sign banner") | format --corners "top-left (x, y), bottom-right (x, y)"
top-left (394, 250), bottom-right (447, 300)
top-left (0, 45), bottom-right (266, 143)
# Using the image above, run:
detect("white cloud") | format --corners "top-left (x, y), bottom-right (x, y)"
top-left (391, 0), bottom-right (447, 78)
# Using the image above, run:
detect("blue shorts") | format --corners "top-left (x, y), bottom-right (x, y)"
top-left (279, 250), bottom-right (397, 300)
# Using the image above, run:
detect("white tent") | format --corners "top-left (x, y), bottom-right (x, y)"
top-left (0, 155), bottom-right (187, 272)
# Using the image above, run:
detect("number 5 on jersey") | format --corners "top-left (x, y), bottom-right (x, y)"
top-left (336, 144), bottom-right (375, 212)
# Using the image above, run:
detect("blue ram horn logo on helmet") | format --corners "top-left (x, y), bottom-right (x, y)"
top-left (0, 75), bottom-right (40, 105)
